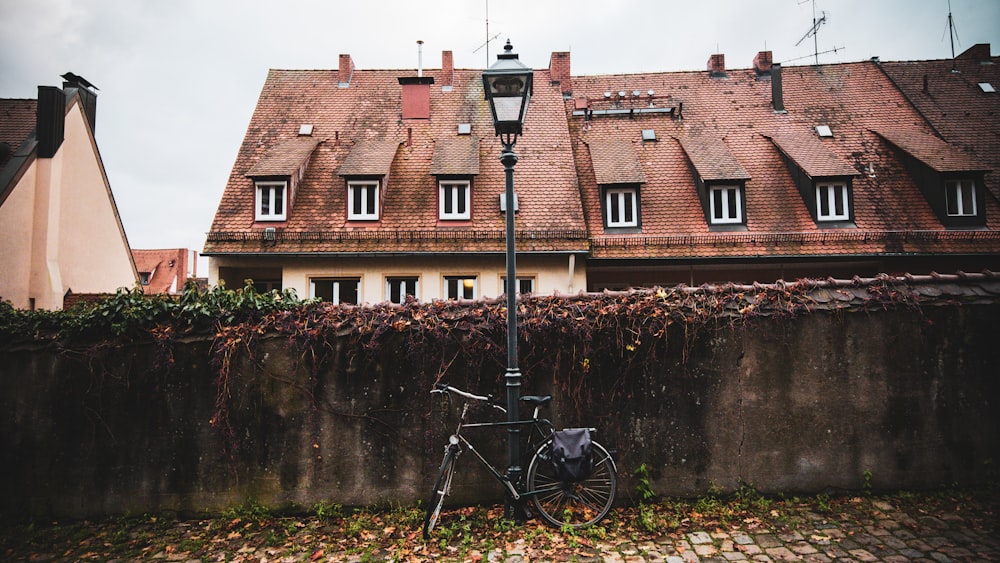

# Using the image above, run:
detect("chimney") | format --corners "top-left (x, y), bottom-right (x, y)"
top-left (442, 50), bottom-right (454, 89)
top-left (61, 72), bottom-right (98, 133)
top-left (549, 51), bottom-right (571, 96)
top-left (36, 85), bottom-right (65, 158)
top-left (417, 40), bottom-right (424, 77)
top-left (338, 54), bottom-right (355, 87)
top-left (771, 63), bottom-right (785, 113)
top-left (399, 76), bottom-right (434, 119)
top-left (957, 43), bottom-right (991, 62)
top-left (753, 51), bottom-right (773, 76)
top-left (707, 53), bottom-right (726, 77)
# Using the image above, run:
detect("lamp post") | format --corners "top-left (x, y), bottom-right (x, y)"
top-left (482, 39), bottom-right (533, 519)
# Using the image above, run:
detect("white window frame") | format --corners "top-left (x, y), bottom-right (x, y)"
top-left (444, 275), bottom-right (477, 300)
top-left (347, 180), bottom-right (380, 221)
top-left (709, 185), bottom-right (743, 224)
top-left (501, 276), bottom-right (535, 295)
top-left (386, 276), bottom-right (419, 304)
top-left (439, 180), bottom-right (471, 220)
top-left (605, 186), bottom-right (638, 227)
top-left (945, 179), bottom-right (977, 217)
top-left (815, 182), bottom-right (850, 221)
top-left (310, 277), bottom-right (361, 305)
top-left (255, 180), bottom-right (287, 221)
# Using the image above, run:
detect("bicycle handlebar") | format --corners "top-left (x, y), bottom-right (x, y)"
top-left (432, 383), bottom-right (505, 411)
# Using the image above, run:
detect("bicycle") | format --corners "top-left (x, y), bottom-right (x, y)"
top-left (422, 383), bottom-right (617, 538)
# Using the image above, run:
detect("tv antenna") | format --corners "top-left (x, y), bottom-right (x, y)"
top-left (795, 0), bottom-right (828, 65)
top-left (944, 0), bottom-right (961, 71)
top-left (473, 0), bottom-right (503, 66)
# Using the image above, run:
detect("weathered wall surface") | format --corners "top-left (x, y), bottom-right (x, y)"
top-left (1, 304), bottom-right (997, 520)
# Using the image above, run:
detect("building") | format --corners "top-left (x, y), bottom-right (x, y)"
top-left (132, 248), bottom-right (199, 295)
top-left (204, 46), bottom-right (1000, 302)
top-left (0, 74), bottom-right (137, 310)
top-left (204, 51), bottom-right (587, 303)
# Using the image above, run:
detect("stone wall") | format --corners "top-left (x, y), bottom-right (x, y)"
top-left (1, 297), bottom-right (998, 521)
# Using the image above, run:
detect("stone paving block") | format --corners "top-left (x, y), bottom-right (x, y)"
top-left (777, 530), bottom-right (804, 542)
top-left (871, 500), bottom-right (896, 512)
top-left (689, 532), bottom-right (714, 545)
top-left (835, 538), bottom-right (859, 550)
top-left (882, 556), bottom-right (910, 563)
top-left (789, 541), bottom-right (819, 555)
top-left (848, 548), bottom-right (879, 562)
top-left (754, 535), bottom-right (782, 549)
top-left (722, 552), bottom-right (747, 561)
top-left (898, 548), bottom-right (925, 559)
top-left (620, 543), bottom-right (641, 556)
top-left (882, 535), bottom-right (907, 549)
top-left (625, 555), bottom-right (647, 563)
top-left (750, 556), bottom-right (774, 563)
top-left (731, 532), bottom-right (753, 545)
top-left (822, 547), bottom-right (849, 559)
top-left (865, 525), bottom-right (890, 536)
top-left (940, 546), bottom-right (974, 558)
top-left (763, 547), bottom-right (799, 561)
top-left (711, 531), bottom-right (732, 540)
top-left (851, 532), bottom-right (878, 546)
top-left (926, 536), bottom-right (951, 548)
top-left (738, 544), bottom-right (763, 556)
top-left (892, 528), bottom-right (916, 540)
top-left (694, 544), bottom-right (718, 557)
top-left (666, 557), bottom-right (685, 563)
top-left (908, 539), bottom-right (933, 551)
top-left (918, 516), bottom-right (947, 529)
top-left (928, 552), bottom-right (952, 562)
top-left (802, 554), bottom-right (832, 563)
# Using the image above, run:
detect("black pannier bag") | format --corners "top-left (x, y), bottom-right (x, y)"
top-left (550, 428), bottom-right (594, 482)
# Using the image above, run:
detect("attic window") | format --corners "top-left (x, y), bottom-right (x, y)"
top-left (979, 82), bottom-right (996, 93)
top-left (457, 123), bottom-right (472, 135)
top-left (298, 124), bottom-right (314, 136)
top-left (641, 129), bottom-right (657, 141)
top-left (816, 125), bottom-right (833, 138)
top-left (139, 272), bottom-right (151, 286)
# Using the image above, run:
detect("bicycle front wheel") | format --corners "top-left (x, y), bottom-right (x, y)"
top-left (422, 445), bottom-right (458, 539)
top-left (526, 439), bottom-right (617, 528)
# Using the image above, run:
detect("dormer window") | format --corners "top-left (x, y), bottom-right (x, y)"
top-left (816, 182), bottom-right (850, 221)
top-left (255, 181), bottom-right (287, 221)
top-left (439, 180), bottom-right (471, 220)
top-left (347, 180), bottom-right (379, 221)
top-left (709, 185), bottom-right (743, 224)
top-left (604, 186), bottom-right (639, 228)
top-left (945, 179), bottom-right (977, 216)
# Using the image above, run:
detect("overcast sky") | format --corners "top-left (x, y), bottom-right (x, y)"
top-left (2, 0), bottom-right (998, 275)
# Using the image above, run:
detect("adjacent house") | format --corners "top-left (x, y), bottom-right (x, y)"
top-left (132, 248), bottom-right (199, 295)
top-left (0, 74), bottom-right (138, 310)
top-left (205, 46), bottom-right (1000, 302)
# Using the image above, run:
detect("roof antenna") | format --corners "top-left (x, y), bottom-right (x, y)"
top-left (945, 0), bottom-right (961, 72)
top-left (472, 0), bottom-right (502, 65)
top-left (795, 0), bottom-right (828, 65)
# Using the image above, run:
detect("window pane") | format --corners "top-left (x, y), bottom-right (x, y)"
top-left (456, 187), bottom-right (466, 214)
top-left (712, 189), bottom-right (724, 220)
top-left (834, 185), bottom-right (845, 216)
top-left (623, 192), bottom-right (634, 222)
top-left (609, 192), bottom-right (620, 224)
top-left (261, 188), bottom-right (270, 215)
top-left (443, 187), bottom-right (453, 214)
top-left (727, 189), bottom-right (738, 219)
top-left (273, 186), bottom-right (283, 215)
top-left (818, 187), bottom-right (830, 216)
top-left (366, 185), bottom-right (376, 214)
top-left (961, 182), bottom-right (975, 214)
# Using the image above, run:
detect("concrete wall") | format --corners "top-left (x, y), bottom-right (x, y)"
top-left (1, 303), bottom-right (997, 520)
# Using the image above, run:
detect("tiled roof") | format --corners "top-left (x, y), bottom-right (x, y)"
top-left (132, 248), bottom-right (189, 295)
top-left (0, 98), bottom-right (36, 170)
top-left (337, 139), bottom-right (401, 176)
top-left (872, 128), bottom-right (986, 173)
top-left (245, 136), bottom-right (322, 177)
top-left (568, 58), bottom-right (1000, 259)
top-left (429, 137), bottom-right (479, 175)
top-left (205, 63), bottom-right (587, 255)
top-left (765, 130), bottom-right (860, 178)
top-left (880, 45), bottom-right (1000, 198)
top-left (675, 133), bottom-right (750, 181)
top-left (585, 138), bottom-right (646, 184)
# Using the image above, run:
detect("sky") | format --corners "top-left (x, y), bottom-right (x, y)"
top-left (1, 0), bottom-right (998, 276)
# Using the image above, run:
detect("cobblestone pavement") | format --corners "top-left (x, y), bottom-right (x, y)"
top-left (490, 498), bottom-right (999, 563)
top-left (2, 493), bottom-right (997, 561)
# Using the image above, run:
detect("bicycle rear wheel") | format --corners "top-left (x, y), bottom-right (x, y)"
top-left (422, 445), bottom-right (458, 538)
top-left (526, 439), bottom-right (617, 528)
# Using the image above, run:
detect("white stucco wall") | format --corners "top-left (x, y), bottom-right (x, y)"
top-left (208, 253), bottom-right (587, 304)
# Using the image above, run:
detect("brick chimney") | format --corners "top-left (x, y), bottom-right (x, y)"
top-left (753, 51), bottom-right (773, 76)
top-left (549, 51), bottom-right (571, 96)
top-left (338, 54), bottom-right (355, 87)
top-left (957, 43), bottom-right (991, 62)
top-left (441, 51), bottom-right (454, 89)
top-left (707, 53), bottom-right (726, 77)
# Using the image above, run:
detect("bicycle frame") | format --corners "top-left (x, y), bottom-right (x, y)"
top-left (444, 399), bottom-right (555, 501)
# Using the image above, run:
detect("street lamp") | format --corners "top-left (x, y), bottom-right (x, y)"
top-left (482, 39), bottom-right (533, 519)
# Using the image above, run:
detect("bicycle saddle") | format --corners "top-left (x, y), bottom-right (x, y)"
top-left (520, 395), bottom-right (552, 406)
